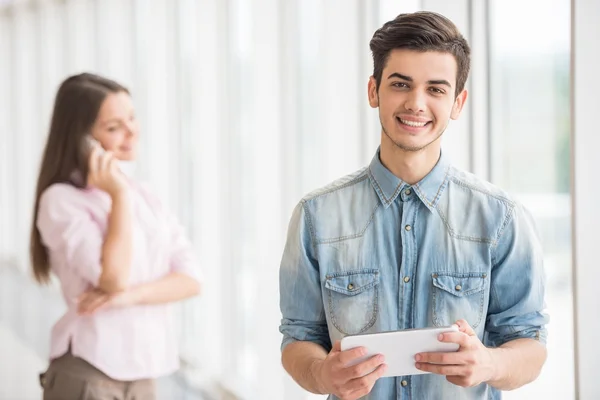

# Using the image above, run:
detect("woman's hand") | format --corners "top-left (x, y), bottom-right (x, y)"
top-left (76, 288), bottom-right (132, 315)
top-left (87, 146), bottom-right (128, 197)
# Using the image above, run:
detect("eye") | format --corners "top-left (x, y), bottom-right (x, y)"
top-left (107, 126), bottom-right (120, 133)
top-left (392, 82), bottom-right (409, 89)
top-left (429, 87), bottom-right (445, 94)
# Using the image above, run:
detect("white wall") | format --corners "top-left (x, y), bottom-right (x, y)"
top-left (572, 0), bottom-right (600, 398)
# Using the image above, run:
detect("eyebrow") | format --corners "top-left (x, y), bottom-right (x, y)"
top-left (387, 72), bottom-right (452, 88)
top-left (101, 119), bottom-right (121, 127)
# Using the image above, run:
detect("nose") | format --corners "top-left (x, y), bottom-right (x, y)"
top-left (404, 90), bottom-right (426, 113)
top-left (124, 121), bottom-right (137, 138)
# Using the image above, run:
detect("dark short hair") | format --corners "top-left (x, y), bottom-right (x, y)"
top-left (370, 11), bottom-right (471, 97)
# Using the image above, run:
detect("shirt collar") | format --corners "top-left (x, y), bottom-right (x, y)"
top-left (367, 147), bottom-right (451, 212)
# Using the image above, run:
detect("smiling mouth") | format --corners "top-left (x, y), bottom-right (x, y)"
top-left (396, 117), bottom-right (432, 127)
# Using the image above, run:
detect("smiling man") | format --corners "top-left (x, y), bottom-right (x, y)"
top-left (279, 11), bottom-right (548, 400)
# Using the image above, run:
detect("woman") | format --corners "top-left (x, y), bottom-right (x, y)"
top-left (30, 73), bottom-right (202, 399)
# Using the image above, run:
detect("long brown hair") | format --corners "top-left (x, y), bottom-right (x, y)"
top-left (30, 73), bottom-right (129, 284)
top-left (369, 11), bottom-right (471, 97)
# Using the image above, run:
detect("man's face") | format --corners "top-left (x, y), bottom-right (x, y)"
top-left (368, 49), bottom-right (467, 153)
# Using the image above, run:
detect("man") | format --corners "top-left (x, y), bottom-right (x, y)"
top-left (279, 11), bottom-right (548, 400)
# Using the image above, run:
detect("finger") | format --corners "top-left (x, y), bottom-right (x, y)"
top-left (337, 346), bottom-right (368, 366)
top-left (85, 297), bottom-right (108, 314)
top-left (346, 363), bottom-right (387, 394)
top-left (331, 340), bottom-right (342, 353)
top-left (438, 331), bottom-right (471, 347)
top-left (77, 296), bottom-right (89, 312)
top-left (415, 362), bottom-right (464, 376)
top-left (78, 293), bottom-right (100, 313)
top-left (109, 156), bottom-right (120, 174)
top-left (78, 288), bottom-right (102, 303)
top-left (90, 300), bottom-right (110, 313)
top-left (77, 292), bottom-right (90, 304)
top-left (455, 319), bottom-right (476, 336)
top-left (79, 294), bottom-right (108, 314)
top-left (77, 290), bottom-right (100, 308)
top-left (78, 288), bottom-right (99, 302)
top-left (415, 351), bottom-right (462, 365)
top-left (99, 151), bottom-right (114, 172)
top-left (88, 147), bottom-right (101, 173)
top-left (77, 295), bottom-right (96, 313)
top-left (345, 354), bottom-right (385, 379)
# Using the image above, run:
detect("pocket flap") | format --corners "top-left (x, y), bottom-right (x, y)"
top-left (325, 270), bottom-right (379, 296)
top-left (432, 273), bottom-right (486, 297)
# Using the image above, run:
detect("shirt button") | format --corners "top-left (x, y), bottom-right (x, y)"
top-left (405, 189), bottom-right (411, 195)
top-left (401, 380), bottom-right (408, 387)
top-left (347, 283), bottom-right (354, 290)
top-left (405, 225), bottom-right (412, 231)
top-left (455, 285), bottom-right (462, 291)
top-left (403, 276), bottom-right (410, 283)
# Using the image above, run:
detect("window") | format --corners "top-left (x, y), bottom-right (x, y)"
top-left (489, 0), bottom-right (574, 398)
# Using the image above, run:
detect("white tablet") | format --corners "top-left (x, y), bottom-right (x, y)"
top-left (340, 325), bottom-right (460, 378)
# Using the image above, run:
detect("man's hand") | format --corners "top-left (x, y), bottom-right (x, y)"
top-left (312, 340), bottom-right (387, 400)
top-left (76, 288), bottom-right (132, 315)
top-left (414, 319), bottom-right (497, 387)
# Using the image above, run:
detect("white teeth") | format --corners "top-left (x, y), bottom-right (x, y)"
top-left (399, 118), bottom-right (428, 127)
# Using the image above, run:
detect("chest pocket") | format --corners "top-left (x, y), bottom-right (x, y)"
top-left (324, 269), bottom-right (379, 335)
top-left (431, 272), bottom-right (487, 329)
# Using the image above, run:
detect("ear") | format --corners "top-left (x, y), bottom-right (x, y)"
top-left (368, 76), bottom-right (379, 108)
top-left (450, 89), bottom-right (468, 120)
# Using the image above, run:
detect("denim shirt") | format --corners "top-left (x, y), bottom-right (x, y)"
top-left (279, 149), bottom-right (548, 400)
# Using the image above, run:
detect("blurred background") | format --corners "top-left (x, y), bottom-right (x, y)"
top-left (0, 0), bottom-right (594, 399)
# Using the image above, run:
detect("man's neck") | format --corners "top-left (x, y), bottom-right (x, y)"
top-left (379, 141), bottom-right (441, 186)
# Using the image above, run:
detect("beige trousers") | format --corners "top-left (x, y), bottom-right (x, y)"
top-left (40, 351), bottom-right (156, 400)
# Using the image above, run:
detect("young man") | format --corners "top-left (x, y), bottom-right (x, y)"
top-left (279, 11), bottom-right (548, 400)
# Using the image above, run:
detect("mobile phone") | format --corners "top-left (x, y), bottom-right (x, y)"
top-left (86, 136), bottom-right (105, 155)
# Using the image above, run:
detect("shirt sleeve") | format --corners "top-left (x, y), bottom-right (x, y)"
top-left (166, 209), bottom-right (203, 283)
top-left (279, 201), bottom-right (331, 353)
top-left (36, 184), bottom-right (104, 286)
top-left (485, 202), bottom-right (549, 347)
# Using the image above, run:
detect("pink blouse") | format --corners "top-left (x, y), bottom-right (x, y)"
top-left (36, 179), bottom-right (201, 380)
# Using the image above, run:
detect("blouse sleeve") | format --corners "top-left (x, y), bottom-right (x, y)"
top-left (36, 184), bottom-right (104, 285)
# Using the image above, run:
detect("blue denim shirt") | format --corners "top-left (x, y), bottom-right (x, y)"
top-left (279, 149), bottom-right (548, 400)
